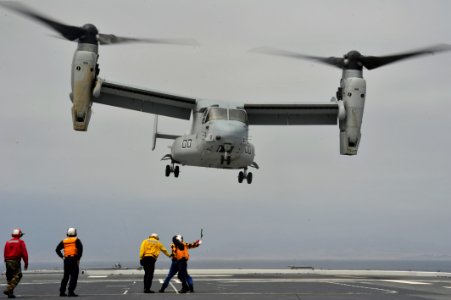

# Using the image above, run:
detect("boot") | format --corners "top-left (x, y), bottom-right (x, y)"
top-left (189, 284), bottom-right (194, 293)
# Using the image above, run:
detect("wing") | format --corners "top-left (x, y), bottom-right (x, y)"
top-left (243, 103), bottom-right (339, 125)
top-left (94, 79), bottom-right (197, 120)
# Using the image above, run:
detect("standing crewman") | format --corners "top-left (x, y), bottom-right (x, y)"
top-left (172, 234), bottom-right (201, 293)
top-left (55, 228), bottom-right (83, 297)
top-left (158, 235), bottom-right (189, 293)
top-left (139, 233), bottom-right (171, 293)
top-left (3, 228), bottom-right (28, 299)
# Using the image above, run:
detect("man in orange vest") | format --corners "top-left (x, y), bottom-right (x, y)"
top-left (173, 234), bottom-right (201, 293)
top-left (3, 228), bottom-right (28, 299)
top-left (55, 228), bottom-right (83, 297)
top-left (139, 233), bottom-right (171, 293)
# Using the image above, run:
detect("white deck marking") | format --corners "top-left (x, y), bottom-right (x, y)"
top-left (170, 281), bottom-right (179, 294)
top-left (326, 281), bottom-right (397, 294)
top-left (384, 280), bottom-right (431, 285)
top-left (88, 275), bottom-right (108, 278)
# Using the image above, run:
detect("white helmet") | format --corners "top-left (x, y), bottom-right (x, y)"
top-left (67, 227), bottom-right (77, 237)
top-left (175, 234), bottom-right (183, 242)
top-left (150, 233), bottom-right (159, 240)
top-left (12, 228), bottom-right (24, 237)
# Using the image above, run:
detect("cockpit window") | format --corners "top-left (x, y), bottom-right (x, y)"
top-left (206, 107), bottom-right (228, 122)
top-left (203, 107), bottom-right (249, 124)
top-left (229, 109), bottom-right (248, 124)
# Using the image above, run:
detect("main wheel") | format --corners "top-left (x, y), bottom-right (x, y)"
top-left (165, 165), bottom-right (171, 177)
top-left (238, 171), bottom-right (244, 183)
top-left (174, 166), bottom-right (180, 178)
top-left (246, 172), bottom-right (253, 184)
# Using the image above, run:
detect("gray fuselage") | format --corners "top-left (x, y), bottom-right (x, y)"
top-left (171, 103), bottom-right (255, 169)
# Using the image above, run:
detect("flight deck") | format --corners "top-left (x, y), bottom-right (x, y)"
top-left (2, 269), bottom-right (451, 299)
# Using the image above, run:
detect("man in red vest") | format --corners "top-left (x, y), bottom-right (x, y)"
top-left (56, 228), bottom-right (83, 297)
top-left (3, 228), bottom-right (28, 298)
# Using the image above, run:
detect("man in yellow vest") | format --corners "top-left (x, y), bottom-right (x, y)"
top-left (139, 233), bottom-right (171, 293)
top-left (55, 228), bottom-right (83, 297)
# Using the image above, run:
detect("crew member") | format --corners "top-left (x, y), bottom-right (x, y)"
top-left (158, 235), bottom-right (189, 293)
top-left (139, 233), bottom-right (171, 293)
top-left (3, 228), bottom-right (28, 299)
top-left (56, 227), bottom-right (83, 297)
top-left (173, 234), bottom-right (201, 293)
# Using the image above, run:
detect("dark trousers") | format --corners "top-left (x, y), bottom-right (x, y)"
top-left (160, 260), bottom-right (188, 291)
top-left (60, 257), bottom-right (79, 294)
top-left (178, 260), bottom-right (193, 291)
top-left (142, 256), bottom-right (156, 291)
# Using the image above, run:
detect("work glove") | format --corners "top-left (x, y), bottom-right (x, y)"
top-left (140, 259), bottom-right (144, 266)
top-left (195, 240), bottom-right (202, 246)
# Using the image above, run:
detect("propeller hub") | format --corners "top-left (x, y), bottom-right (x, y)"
top-left (79, 23), bottom-right (99, 45)
top-left (343, 50), bottom-right (363, 70)
top-left (82, 23), bottom-right (99, 34)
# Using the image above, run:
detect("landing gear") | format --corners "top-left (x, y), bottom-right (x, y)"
top-left (238, 168), bottom-right (253, 184)
top-left (165, 163), bottom-right (180, 178)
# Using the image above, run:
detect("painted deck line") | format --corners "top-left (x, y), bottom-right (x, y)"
top-left (384, 280), bottom-right (431, 285)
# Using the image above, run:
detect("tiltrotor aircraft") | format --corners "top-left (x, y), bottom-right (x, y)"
top-left (3, 3), bottom-right (450, 184)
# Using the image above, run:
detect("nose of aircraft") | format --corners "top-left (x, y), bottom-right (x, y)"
top-left (208, 120), bottom-right (247, 143)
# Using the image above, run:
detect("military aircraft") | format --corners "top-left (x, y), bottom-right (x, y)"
top-left (2, 3), bottom-right (450, 184)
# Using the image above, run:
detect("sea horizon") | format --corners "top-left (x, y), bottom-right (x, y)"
top-left (10, 259), bottom-right (451, 273)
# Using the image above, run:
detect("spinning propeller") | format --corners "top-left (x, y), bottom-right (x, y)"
top-left (253, 44), bottom-right (451, 70)
top-left (0, 2), bottom-right (197, 46)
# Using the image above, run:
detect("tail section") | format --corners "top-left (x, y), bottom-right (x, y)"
top-left (152, 115), bottom-right (180, 150)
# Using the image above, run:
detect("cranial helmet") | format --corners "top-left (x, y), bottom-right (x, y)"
top-left (150, 233), bottom-right (159, 240)
top-left (175, 234), bottom-right (183, 242)
top-left (12, 228), bottom-right (24, 237)
top-left (67, 227), bottom-right (77, 237)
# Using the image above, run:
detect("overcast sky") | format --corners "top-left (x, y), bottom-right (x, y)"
top-left (1, 0), bottom-right (451, 268)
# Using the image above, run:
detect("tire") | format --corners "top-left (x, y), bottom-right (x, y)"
top-left (174, 166), bottom-right (180, 178)
top-left (238, 171), bottom-right (244, 183)
top-left (246, 172), bottom-right (253, 184)
top-left (165, 165), bottom-right (171, 177)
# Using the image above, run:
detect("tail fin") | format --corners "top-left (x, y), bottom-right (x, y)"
top-left (152, 115), bottom-right (158, 151)
top-left (152, 115), bottom-right (180, 151)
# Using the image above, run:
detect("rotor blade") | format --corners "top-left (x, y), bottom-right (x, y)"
top-left (361, 44), bottom-right (451, 70)
top-left (252, 47), bottom-right (344, 69)
top-left (98, 34), bottom-right (198, 46)
top-left (0, 1), bottom-right (86, 41)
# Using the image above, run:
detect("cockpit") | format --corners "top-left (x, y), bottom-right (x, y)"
top-left (201, 106), bottom-right (248, 124)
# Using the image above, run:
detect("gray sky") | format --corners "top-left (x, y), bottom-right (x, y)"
top-left (1, 0), bottom-right (451, 267)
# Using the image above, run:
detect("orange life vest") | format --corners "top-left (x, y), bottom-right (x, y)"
top-left (63, 237), bottom-right (78, 257)
top-left (175, 244), bottom-right (190, 261)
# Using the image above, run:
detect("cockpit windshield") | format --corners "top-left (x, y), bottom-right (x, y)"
top-left (204, 107), bottom-right (248, 124)
top-left (207, 107), bottom-right (228, 121)
top-left (229, 109), bottom-right (248, 123)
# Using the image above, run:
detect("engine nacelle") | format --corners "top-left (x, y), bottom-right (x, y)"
top-left (339, 77), bottom-right (366, 155)
top-left (70, 43), bottom-right (98, 131)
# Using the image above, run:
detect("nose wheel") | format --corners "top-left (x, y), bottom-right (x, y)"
top-left (238, 168), bottom-right (253, 184)
top-left (165, 164), bottom-right (180, 178)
